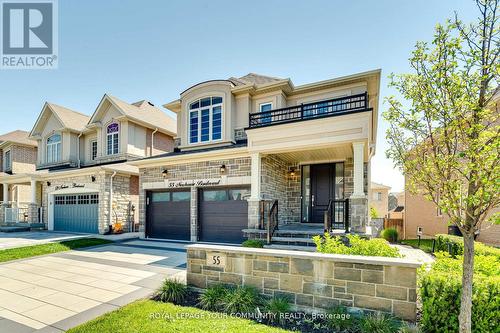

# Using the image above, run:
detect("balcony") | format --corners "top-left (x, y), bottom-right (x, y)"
top-left (248, 92), bottom-right (371, 129)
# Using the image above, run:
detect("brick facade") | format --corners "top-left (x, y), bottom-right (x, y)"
top-left (187, 245), bottom-right (420, 321)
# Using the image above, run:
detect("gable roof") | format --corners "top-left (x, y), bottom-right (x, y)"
top-left (90, 94), bottom-right (176, 137)
top-left (0, 130), bottom-right (37, 147)
top-left (48, 103), bottom-right (90, 132)
top-left (371, 182), bottom-right (391, 190)
top-left (229, 73), bottom-right (284, 86)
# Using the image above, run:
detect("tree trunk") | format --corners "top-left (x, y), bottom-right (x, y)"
top-left (459, 232), bottom-right (475, 333)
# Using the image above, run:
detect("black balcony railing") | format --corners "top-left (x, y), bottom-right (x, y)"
top-left (248, 92), bottom-right (370, 128)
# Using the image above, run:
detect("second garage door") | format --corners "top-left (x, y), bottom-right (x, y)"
top-left (146, 190), bottom-right (191, 240)
top-left (199, 187), bottom-right (249, 243)
top-left (54, 194), bottom-right (99, 233)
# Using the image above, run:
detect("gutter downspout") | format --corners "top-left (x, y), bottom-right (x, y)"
top-left (151, 128), bottom-right (158, 157)
top-left (77, 132), bottom-right (83, 168)
top-left (108, 171), bottom-right (117, 229)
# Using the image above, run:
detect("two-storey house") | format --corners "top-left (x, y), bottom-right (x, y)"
top-left (1, 95), bottom-right (176, 234)
top-left (132, 70), bottom-right (380, 244)
top-left (0, 130), bottom-right (39, 226)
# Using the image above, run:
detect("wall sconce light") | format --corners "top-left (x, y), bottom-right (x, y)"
top-left (220, 164), bottom-right (227, 175)
top-left (46, 181), bottom-right (51, 187)
top-left (288, 167), bottom-right (296, 177)
top-left (91, 175), bottom-right (96, 182)
top-left (162, 169), bottom-right (168, 178)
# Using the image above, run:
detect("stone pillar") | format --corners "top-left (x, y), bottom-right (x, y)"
top-left (0, 203), bottom-right (6, 224)
top-left (27, 203), bottom-right (39, 224)
top-left (248, 153), bottom-right (262, 230)
top-left (350, 142), bottom-right (368, 233)
top-left (190, 186), bottom-right (198, 242)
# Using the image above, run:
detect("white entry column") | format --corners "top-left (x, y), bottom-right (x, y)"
top-left (2, 183), bottom-right (8, 203)
top-left (28, 179), bottom-right (39, 224)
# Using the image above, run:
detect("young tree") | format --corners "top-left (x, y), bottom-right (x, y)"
top-left (383, 1), bottom-right (499, 332)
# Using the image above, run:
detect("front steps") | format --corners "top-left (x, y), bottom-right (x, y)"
top-left (0, 223), bottom-right (45, 232)
top-left (244, 224), bottom-right (348, 251)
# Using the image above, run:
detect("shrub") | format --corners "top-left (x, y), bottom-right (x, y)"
top-left (419, 242), bottom-right (500, 333)
top-left (434, 234), bottom-right (500, 257)
top-left (325, 305), bottom-right (357, 331)
top-left (242, 239), bottom-right (265, 248)
top-left (222, 285), bottom-right (262, 314)
top-left (155, 279), bottom-right (188, 304)
top-left (313, 233), bottom-right (401, 258)
top-left (265, 296), bottom-right (292, 325)
top-left (420, 272), bottom-right (499, 333)
top-left (381, 228), bottom-right (398, 243)
top-left (370, 206), bottom-right (379, 219)
top-left (197, 284), bottom-right (230, 311)
top-left (359, 312), bottom-right (400, 333)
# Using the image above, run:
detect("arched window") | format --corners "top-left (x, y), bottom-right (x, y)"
top-left (46, 134), bottom-right (61, 163)
top-left (107, 123), bottom-right (119, 155)
top-left (189, 96), bottom-right (222, 144)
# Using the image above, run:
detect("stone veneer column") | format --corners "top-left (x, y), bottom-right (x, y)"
top-left (350, 142), bottom-right (368, 233)
top-left (190, 186), bottom-right (198, 242)
top-left (248, 153), bottom-right (262, 229)
top-left (0, 203), bottom-right (6, 224)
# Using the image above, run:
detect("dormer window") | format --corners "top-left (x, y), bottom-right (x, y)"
top-left (189, 96), bottom-right (223, 144)
top-left (107, 123), bottom-right (119, 155)
top-left (46, 134), bottom-right (61, 163)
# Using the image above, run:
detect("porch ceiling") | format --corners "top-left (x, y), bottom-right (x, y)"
top-left (271, 144), bottom-right (353, 163)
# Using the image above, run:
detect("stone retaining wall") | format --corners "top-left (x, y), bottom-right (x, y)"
top-left (186, 244), bottom-right (420, 321)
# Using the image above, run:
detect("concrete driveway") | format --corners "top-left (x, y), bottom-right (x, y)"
top-left (0, 240), bottom-right (187, 333)
top-left (0, 232), bottom-right (92, 250)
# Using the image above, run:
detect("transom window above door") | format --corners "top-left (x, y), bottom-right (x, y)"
top-left (189, 96), bottom-right (223, 144)
top-left (46, 134), bottom-right (61, 163)
top-left (107, 123), bottom-right (119, 155)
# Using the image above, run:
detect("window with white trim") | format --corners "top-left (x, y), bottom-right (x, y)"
top-left (259, 102), bottom-right (273, 124)
top-left (189, 97), bottom-right (223, 144)
top-left (90, 140), bottom-right (97, 160)
top-left (4, 150), bottom-right (11, 170)
top-left (106, 123), bottom-right (119, 155)
top-left (46, 134), bottom-right (61, 163)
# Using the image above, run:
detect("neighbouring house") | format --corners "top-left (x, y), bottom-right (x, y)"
top-left (0, 95), bottom-right (176, 233)
top-left (0, 130), bottom-right (39, 225)
top-left (404, 92), bottom-right (500, 246)
top-left (369, 182), bottom-right (391, 218)
top-left (131, 70), bottom-right (381, 245)
top-left (387, 191), bottom-right (404, 219)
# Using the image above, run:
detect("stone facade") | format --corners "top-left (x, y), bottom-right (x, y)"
top-left (138, 156), bottom-right (252, 236)
top-left (187, 244), bottom-right (420, 321)
top-left (42, 171), bottom-right (138, 233)
top-left (261, 155), bottom-right (300, 224)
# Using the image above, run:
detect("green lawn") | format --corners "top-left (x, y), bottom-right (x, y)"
top-left (67, 300), bottom-right (292, 333)
top-left (401, 238), bottom-right (434, 253)
top-left (0, 238), bottom-right (112, 263)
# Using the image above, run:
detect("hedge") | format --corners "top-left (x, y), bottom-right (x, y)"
top-left (434, 234), bottom-right (500, 257)
top-left (420, 242), bottom-right (500, 333)
top-left (420, 273), bottom-right (500, 333)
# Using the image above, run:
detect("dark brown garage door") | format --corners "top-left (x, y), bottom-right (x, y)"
top-left (199, 187), bottom-right (249, 243)
top-left (146, 190), bottom-right (191, 240)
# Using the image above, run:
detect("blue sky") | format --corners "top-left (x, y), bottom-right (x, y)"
top-left (0, 0), bottom-right (478, 192)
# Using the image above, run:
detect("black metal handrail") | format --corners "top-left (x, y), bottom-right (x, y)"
top-left (267, 200), bottom-right (279, 244)
top-left (248, 92), bottom-right (370, 128)
top-left (324, 199), bottom-right (349, 233)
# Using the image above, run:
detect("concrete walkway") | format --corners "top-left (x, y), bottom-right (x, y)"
top-left (0, 240), bottom-right (187, 332)
top-left (392, 244), bottom-right (435, 265)
top-left (0, 231), bottom-right (140, 250)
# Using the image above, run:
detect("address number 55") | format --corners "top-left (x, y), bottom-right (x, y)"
top-left (211, 255), bottom-right (221, 265)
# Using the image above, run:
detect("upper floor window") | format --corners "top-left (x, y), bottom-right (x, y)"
top-left (372, 192), bottom-right (382, 201)
top-left (90, 140), bottom-right (97, 160)
top-left (259, 103), bottom-right (273, 124)
top-left (4, 150), bottom-right (11, 170)
top-left (189, 96), bottom-right (222, 144)
top-left (107, 123), bottom-right (119, 155)
top-left (46, 134), bottom-right (61, 163)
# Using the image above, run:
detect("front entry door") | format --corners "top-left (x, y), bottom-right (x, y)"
top-left (310, 164), bottom-right (334, 223)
